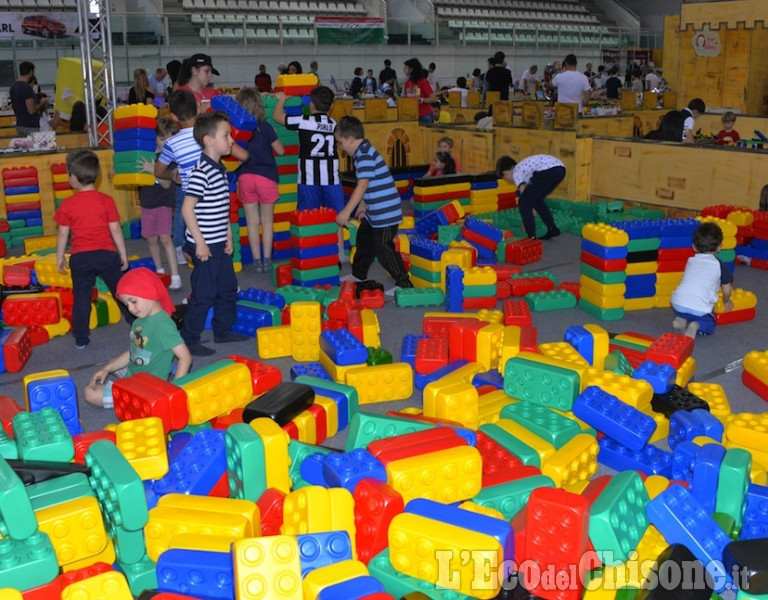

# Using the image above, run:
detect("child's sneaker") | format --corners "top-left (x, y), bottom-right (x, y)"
top-left (76, 339), bottom-right (90, 350)
top-left (156, 267), bottom-right (166, 274)
top-left (175, 246), bottom-right (186, 265)
top-left (262, 258), bottom-right (272, 273)
top-left (169, 275), bottom-right (182, 290)
top-left (384, 286), bottom-right (401, 297)
top-left (736, 255), bottom-right (752, 266)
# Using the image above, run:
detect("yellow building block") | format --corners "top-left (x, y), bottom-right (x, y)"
top-left (697, 215), bottom-right (738, 237)
top-left (646, 409), bottom-right (669, 444)
top-left (24, 235), bottom-right (57, 254)
top-left (463, 266), bottom-right (497, 287)
top-left (654, 295), bottom-right (671, 309)
top-left (495, 418), bottom-right (556, 466)
top-left (389, 512), bottom-right (502, 599)
top-left (61, 571), bottom-right (133, 600)
top-left (257, 324), bottom-right (292, 359)
top-left (303, 560), bottom-right (369, 600)
top-left (275, 73), bottom-right (319, 88)
top-left (538, 342), bottom-right (590, 369)
top-left (396, 233), bottom-right (410, 255)
top-left (250, 417), bottom-right (292, 494)
top-left (727, 210), bottom-right (754, 226)
top-left (498, 325), bottom-right (521, 374)
top-left (386, 445), bottom-right (482, 504)
top-left (114, 103), bottom-right (158, 119)
top-left (61, 538), bottom-right (115, 573)
top-left (625, 261), bottom-right (657, 276)
top-left (726, 413), bottom-right (768, 451)
top-left (715, 287), bottom-right (757, 313)
top-left (157, 493), bottom-right (260, 536)
top-left (541, 433), bottom-right (598, 488)
top-left (745, 349), bottom-right (768, 381)
top-left (0, 590), bottom-right (22, 599)
top-left (580, 288), bottom-right (626, 310)
top-left (42, 318), bottom-right (70, 338)
top-left (583, 324), bottom-right (609, 370)
top-left (565, 479), bottom-right (591, 495)
top-left (272, 221), bottom-right (290, 233)
top-left (54, 189), bottom-right (76, 200)
top-left (599, 525), bottom-right (668, 590)
top-left (615, 336), bottom-right (654, 349)
top-left (344, 362), bottom-right (413, 404)
top-left (686, 382), bottom-right (730, 419)
top-left (144, 506), bottom-right (250, 561)
top-left (408, 253), bottom-right (443, 273)
top-left (318, 348), bottom-right (366, 383)
top-left (656, 271), bottom-right (683, 286)
top-left (274, 200), bottom-right (298, 214)
top-left (458, 501), bottom-right (506, 521)
top-left (424, 382), bottom-right (479, 429)
top-left (360, 309), bottom-right (380, 348)
top-left (180, 362), bottom-right (252, 425)
top-left (36, 495), bottom-right (109, 567)
top-left (292, 409), bottom-right (317, 444)
top-left (411, 275), bottom-right (442, 289)
top-left (5, 192), bottom-right (41, 205)
top-left (644, 475), bottom-right (670, 500)
top-left (290, 301), bottom-right (322, 361)
top-left (424, 311), bottom-right (480, 321)
top-left (169, 533), bottom-right (240, 553)
top-left (315, 395), bottom-right (338, 438)
top-left (581, 223), bottom-right (629, 247)
top-left (35, 254), bottom-right (73, 287)
top-left (113, 173), bottom-right (156, 187)
top-left (115, 417), bottom-right (168, 481)
top-left (441, 247), bottom-right (474, 271)
top-left (476, 323), bottom-right (504, 371)
top-left (751, 461), bottom-right (768, 486)
top-left (623, 297), bottom-right (656, 311)
top-left (583, 368), bottom-right (652, 411)
top-left (278, 182), bottom-right (298, 195)
top-left (232, 536), bottom-right (302, 600)
top-left (422, 362), bottom-right (485, 406)
top-left (579, 276), bottom-right (626, 297)
top-left (281, 486), bottom-right (356, 556)
top-left (476, 309), bottom-right (503, 324)
top-left (477, 389), bottom-right (514, 428)
top-left (675, 356), bottom-right (696, 387)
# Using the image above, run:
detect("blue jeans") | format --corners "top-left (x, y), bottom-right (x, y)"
top-left (173, 183), bottom-right (185, 248)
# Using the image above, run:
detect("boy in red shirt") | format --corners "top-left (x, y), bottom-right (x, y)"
top-left (55, 149), bottom-right (134, 349)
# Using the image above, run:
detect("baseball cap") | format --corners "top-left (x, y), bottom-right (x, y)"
top-left (189, 53), bottom-right (219, 76)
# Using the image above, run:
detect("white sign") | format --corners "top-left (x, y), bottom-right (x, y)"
top-left (692, 26), bottom-right (722, 57)
top-left (0, 12), bottom-right (80, 40)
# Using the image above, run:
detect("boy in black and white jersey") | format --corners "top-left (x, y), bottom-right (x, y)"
top-left (273, 85), bottom-right (347, 261)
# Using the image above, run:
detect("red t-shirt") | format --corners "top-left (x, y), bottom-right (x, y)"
top-left (716, 129), bottom-right (740, 146)
top-left (54, 189), bottom-right (120, 254)
top-left (178, 84), bottom-right (220, 104)
top-left (404, 78), bottom-right (434, 118)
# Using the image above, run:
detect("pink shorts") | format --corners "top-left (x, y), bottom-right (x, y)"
top-left (141, 206), bottom-right (173, 238)
top-left (239, 174), bottom-right (279, 205)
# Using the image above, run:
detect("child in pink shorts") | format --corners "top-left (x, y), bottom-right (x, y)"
top-left (142, 117), bottom-right (182, 289)
top-left (235, 87), bottom-right (285, 272)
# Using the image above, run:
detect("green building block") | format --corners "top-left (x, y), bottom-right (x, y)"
top-left (289, 222), bottom-right (338, 237)
top-left (93, 298), bottom-right (109, 326)
top-left (479, 423), bottom-right (541, 468)
top-left (288, 440), bottom-right (333, 489)
top-left (118, 554), bottom-right (158, 596)
top-left (368, 548), bottom-right (475, 600)
top-left (718, 248), bottom-right (736, 263)
top-left (291, 265), bottom-right (340, 282)
top-left (496, 238), bottom-right (518, 262)
top-left (610, 338), bottom-right (649, 355)
top-left (624, 206), bottom-right (666, 219)
top-left (111, 521), bottom-right (147, 564)
top-left (409, 264), bottom-right (442, 284)
top-left (367, 347), bottom-right (393, 366)
top-left (0, 457), bottom-right (37, 540)
top-left (276, 285), bottom-right (327, 304)
top-left (7, 219), bottom-right (24, 230)
top-left (0, 431), bottom-right (17, 460)
top-left (504, 356), bottom-right (581, 411)
top-left (712, 512), bottom-right (737, 540)
top-left (627, 237), bottom-right (661, 253)
top-left (343, 411), bottom-right (433, 452)
top-left (112, 150), bottom-right (156, 173)
top-left (437, 225), bottom-right (462, 245)
top-left (579, 297), bottom-right (625, 321)
top-left (573, 202), bottom-right (599, 220)
top-left (413, 199), bottom-right (451, 213)
top-left (463, 284), bottom-right (497, 298)
top-left (499, 401), bottom-right (582, 449)
top-left (122, 218), bottom-right (140, 239)
top-left (0, 531), bottom-right (59, 591)
top-left (580, 263), bottom-right (627, 285)
top-left (12, 407), bottom-right (74, 462)
top-left (323, 286), bottom-right (341, 307)
top-left (473, 474), bottom-right (555, 520)
top-left (736, 589), bottom-right (768, 599)
top-left (589, 470), bottom-right (649, 566)
top-left (173, 358), bottom-right (236, 388)
top-left (511, 270), bottom-right (558, 285)
top-left (170, 421), bottom-right (213, 437)
top-left (270, 261), bottom-right (290, 286)
top-left (604, 350), bottom-right (635, 376)
top-left (615, 588), bottom-right (639, 600)
top-left (716, 448), bottom-right (751, 530)
top-left (85, 440), bottom-right (149, 532)
top-left (395, 287), bottom-right (445, 308)
top-left (27, 472), bottom-right (94, 511)
top-left (225, 423), bottom-right (267, 501)
top-left (525, 289), bottom-right (578, 311)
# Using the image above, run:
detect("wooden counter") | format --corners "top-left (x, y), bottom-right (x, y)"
top-left (634, 109), bottom-right (768, 140)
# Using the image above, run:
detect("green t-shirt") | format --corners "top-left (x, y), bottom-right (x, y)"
top-left (126, 311), bottom-right (183, 379)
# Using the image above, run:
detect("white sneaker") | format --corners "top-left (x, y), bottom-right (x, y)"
top-left (156, 267), bottom-right (166, 274)
top-left (384, 286), bottom-right (401, 297)
top-left (736, 255), bottom-right (752, 266)
top-left (169, 275), bottom-right (182, 290)
top-left (341, 274), bottom-right (361, 282)
top-left (176, 246), bottom-right (186, 265)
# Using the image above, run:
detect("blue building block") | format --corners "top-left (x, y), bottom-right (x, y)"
top-left (400, 334), bottom-right (427, 369)
top-left (564, 325), bottom-right (594, 365)
top-left (157, 548), bottom-right (234, 599)
top-left (7, 209), bottom-right (42, 221)
top-left (405, 498), bottom-right (514, 563)
top-left (476, 256), bottom-right (496, 266)
top-left (581, 239), bottom-right (628, 260)
top-left (633, 361), bottom-right (676, 394)
top-left (671, 440), bottom-right (698, 483)
top-left (445, 264), bottom-right (464, 313)
top-left (25, 218), bottom-right (42, 227)
top-left (153, 429), bottom-right (227, 496)
top-left (290, 244), bottom-right (338, 259)
top-left (299, 452), bottom-right (327, 485)
top-left (464, 237), bottom-right (496, 260)
top-left (211, 94), bottom-right (256, 131)
top-left (610, 219), bottom-right (662, 239)
top-left (693, 408), bottom-right (725, 441)
top-left (237, 287), bottom-right (287, 310)
top-left (114, 128), bottom-right (156, 141)
top-left (144, 480), bottom-right (159, 510)
top-left (690, 443), bottom-right (726, 514)
top-left (320, 329), bottom-right (368, 366)
top-left (464, 216), bottom-right (503, 243)
top-left (167, 432), bottom-right (192, 462)
top-left (4, 184), bottom-right (40, 195)
top-left (741, 484), bottom-right (768, 541)
top-left (0, 329), bottom-right (11, 374)
top-left (291, 362), bottom-right (332, 381)
top-left (26, 374), bottom-right (82, 436)
top-left (573, 386), bottom-right (656, 451)
top-left (415, 208), bottom-right (449, 239)
top-left (114, 138), bottom-right (156, 152)
top-left (597, 436), bottom-right (672, 477)
top-left (659, 235), bottom-right (693, 249)
top-left (297, 530), bottom-right (353, 577)
top-left (669, 409), bottom-right (724, 450)
top-left (231, 303), bottom-right (273, 337)
top-left (316, 576), bottom-right (385, 600)
top-left (472, 369), bottom-right (504, 389)
top-left (439, 424), bottom-right (476, 447)
top-left (289, 442), bottom-right (333, 489)
top-left (322, 449), bottom-right (387, 491)
top-left (409, 237), bottom-right (449, 261)
top-left (646, 484), bottom-right (731, 592)
top-left (416, 359), bottom-right (469, 391)
top-left (659, 218), bottom-right (699, 238)
top-left (128, 257), bottom-right (156, 271)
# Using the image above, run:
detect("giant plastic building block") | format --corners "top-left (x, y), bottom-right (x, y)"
top-left (175, 361), bottom-right (251, 425)
top-left (12, 407), bottom-right (74, 462)
top-left (344, 363), bottom-right (413, 405)
top-left (0, 456), bottom-right (37, 540)
top-left (353, 479), bottom-right (404, 565)
top-left (232, 535), bottom-right (302, 600)
top-left (225, 423), bottom-right (267, 502)
top-left (281, 486), bottom-right (356, 558)
top-left (3, 293), bottom-right (61, 326)
top-left (112, 373), bottom-right (189, 434)
top-left (597, 437), bottom-right (672, 477)
top-left (0, 530), bottom-right (59, 591)
top-left (243, 382), bottom-right (314, 427)
top-left (153, 429), bottom-right (227, 497)
top-left (504, 353), bottom-right (581, 411)
top-left (296, 531), bottom-right (353, 578)
top-left (23, 371), bottom-right (80, 435)
top-left (573, 386), bottom-right (656, 451)
top-left (155, 548), bottom-right (234, 598)
top-left (114, 417), bottom-right (169, 481)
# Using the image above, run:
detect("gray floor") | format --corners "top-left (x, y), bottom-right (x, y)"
top-left (2, 230), bottom-right (767, 451)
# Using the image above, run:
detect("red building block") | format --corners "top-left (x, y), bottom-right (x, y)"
top-left (715, 307), bottom-right (756, 325)
top-left (3, 327), bottom-right (32, 373)
top-left (288, 207), bottom-right (337, 226)
top-left (520, 326), bottom-right (538, 353)
top-left (73, 430), bottom-right (117, 463)
top-left (27, 325), bottom-right (50, 347)
top-left (347, 309), bottom-right (364, 343)
top-left (111, 373), bottom-right (189, 433)
top-left (281, 306), bottom-right (291, 325)
top-left (21, 577), bottom-right (63, 600)
top-left (510, 276), bottom-right (555, 297)
top-left (58, 562), bottom-right (113, 589)
top-left (511, 506), bottom-right (527, 564)
top-left (461, 226), bottom-right (497, 252)
top-left (3, 264), bottom-right (31, 287)
top-left (491, 264), bottom-right (522, 279)
top-left (211, 408), bottom-right (245, 430)
top-left (557, 281), bottom-right (580, 300)
top-left (228, 355), bottom-right (282, 395)
top-left (608, 343), bottom-right (646, 369)
top-left (0, 396), bottom-right (23, 437)
top-left (339, 280), bottom-right (356, 300)
top-left (495, 280), bottom-right (513, 300)
top-left (503, 299), bottom-right (533, 327)
top-left (475, 430), bottom-right (525, 487)
top-left (743, 369), bottom-right (768, 402)
top-left (415, 336), bottom-right (449, 375)
top-left (0, 238), bottom-right (6, 258)
top-left (3, 295), bottom-right (61, 326)
top-left (422, 316), bottom-right (466, 337)
top-left (359, 289), bottom-right (385, 309)
top-left (322, 318), bottom-right (346, 332)
top-left (644, 333), bottom-right (694, 370)
top-left (449, 319), bottom-right (490, 362)
top-left (506, 238), bottom-right (543, 265)
top-left (282, 420), bottom-right (299, 440)
top-left (290, 254), bottom-right (339, 270)
top-left (275, 263), bottom-right (292, 287)
top-left (580, 251), bottom-right (627, 272)
top-left (257, 488), bottom-right (285, 536)
top-left (2, 166), bottom-right (37, 180)
top-left (327, 297), bottom-right (362, 321)
top-left (306, 403), bottom-right (327, 444)
top-left (462, 296), bottom-right (498, 310)
top-left (369, 427), bottom-right (466, 464)
top-left (353, 478), bottom-right (405, 564)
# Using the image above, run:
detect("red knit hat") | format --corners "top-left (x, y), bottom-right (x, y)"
top-left (116, 267), bottom-right (176, 316)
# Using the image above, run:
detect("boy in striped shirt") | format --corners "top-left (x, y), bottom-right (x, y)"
top-left (334, 116), bottom-right (413, 295)
top-left (179, 111), bottom-right (249, 356)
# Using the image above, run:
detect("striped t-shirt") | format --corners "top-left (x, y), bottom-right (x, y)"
top-left (353, 139), bottom-right (402, 228)
top-left (158, 127), bottom-right (202, 192)
top-left (185, 154), bottom-right (231, 245)
top-left (285, 113), bottom-right (340, 186)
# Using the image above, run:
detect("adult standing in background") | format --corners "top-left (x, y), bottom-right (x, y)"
top-left (520, 64), bottom-right (540, 96)
top-left (308, 61), bottom-right (319, 78)
top-left (427, 62), bottom-right (439, 91)
top-left (379, 59), bottom-right (397, 88)
top-left (277, 63), bottom-right (288, 76)
top-left (166, 60), bottom-right (181, 94)
top-left (552, 54), bottom-right (592, 112)
top-left (10, 61), bottom-right (48, 136)
top-left (485, 55), bottom-right (513, 101)
top-left (254, 64), bottom-right (272, 92)
top-left (402, 58), bottom-right (438, 125)
top-left (645, 66), bottom-right (661, 91)
top-left (287, 61), bottom-right (302, 74)
top-left (128, 68), bottom-right (155, 105)
top-left (177, 54), bottom-right (221, 105)
top-left (148, 67), bottom-right (168, 98)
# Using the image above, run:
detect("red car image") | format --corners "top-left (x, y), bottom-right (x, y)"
top-left (21, 15), bottom-right (67, 38)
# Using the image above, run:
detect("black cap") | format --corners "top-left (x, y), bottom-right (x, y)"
top-left (189, 53), bottom-right (219, 76)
